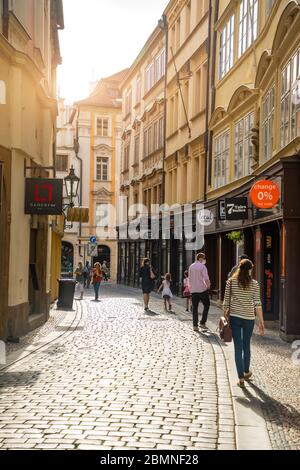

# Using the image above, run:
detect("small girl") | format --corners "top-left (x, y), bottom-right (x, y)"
top-left (158, 273), bottom-right (173, 312)
top-left (183, 270), bottom-right (192, 312)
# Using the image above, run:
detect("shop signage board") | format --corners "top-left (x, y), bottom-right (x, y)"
top-left (250, 179), bottom-right (280, 209)
top-left (225, 197), bottom-right (248, 220)
top-left (87, 243), bottom-right (98, 257)
top-left (218, 200), bottom-right (226, 221)
top-left (25, 178), bottom-right (63, 215)
top-left (263, 231), bottom-right (275, 317)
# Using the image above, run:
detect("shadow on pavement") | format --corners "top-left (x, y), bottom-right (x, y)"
top-left (0, 370), bottom-right (41, 388)
top-left (245, 381), bottom-right (300, 433)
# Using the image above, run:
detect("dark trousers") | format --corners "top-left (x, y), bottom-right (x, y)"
top-left (230, 316), bottom-right (255, 379)
top-left (191, 291), bottom-right (210, 327)
top-left (93, 282), bottom-right (101, 300)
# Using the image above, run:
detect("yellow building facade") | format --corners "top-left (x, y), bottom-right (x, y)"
top-left (205, 0), bottom-right (300, 340)
top-left (0, 1), bottom-right (64, 339)
top-left (72, 71), bottom-right (127, 281)
top-left (118, 27), bottom-right (166, 284)
top-left (163, 0), bottom-right (209, 286)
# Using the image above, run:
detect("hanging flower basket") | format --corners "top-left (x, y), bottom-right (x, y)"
top-left (226, 230), bottom-right (243, 245)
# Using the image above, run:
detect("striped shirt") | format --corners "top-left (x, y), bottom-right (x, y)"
top-left (223, 278), bottom-right (262, 320)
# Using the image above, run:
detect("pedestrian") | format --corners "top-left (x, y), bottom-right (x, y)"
top-left (188, 253), bottom-right (211, 332)
top-left (228, 254), bottom-right (249, 279)
top-left (157, 273), bottom-right (173, 312)
top-left (223, 259), bottom-right (265, 388)
top-left (139, 258), bottom-right (156, 311)
top-left (75, 262), bottom-right (85, 300)
top-left (183, 270), bottom-right (192, 312)
top-left (101, 260), bottom-right (109, 281)
top-left (92, 262), bottom-right (102, 302)
top-left (83, 261), bottom-right (92, 288)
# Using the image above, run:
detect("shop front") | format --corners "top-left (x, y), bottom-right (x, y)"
top-left (204, 156), bottom-right (300, 341)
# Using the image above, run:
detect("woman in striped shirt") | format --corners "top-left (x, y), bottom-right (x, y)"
top-left (223, 259), bottom-right (265, 388)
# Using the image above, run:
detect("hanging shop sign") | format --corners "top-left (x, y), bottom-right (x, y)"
top-left (250, 179), bottom-right (280, 209)
top-left (225, 197), bottom-right (248, 220)
top-left (263, 232), bottom-right (275, 317)
top-left (218, 199), bottom-right (226, 221)
top-left (25, 178), bottom-right (63, 215)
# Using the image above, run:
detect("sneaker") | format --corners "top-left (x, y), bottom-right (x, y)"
top-left (237, 379), bottom-right (245, 388)
top-left (200, 323), bottom-right (208, 330)
top-left (193, 326), bottom-right (199, 332)
top-left (244, 371), bottom-right (252, 381)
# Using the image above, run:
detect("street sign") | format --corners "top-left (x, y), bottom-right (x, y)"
top-left (250, 180), bottom-right (280, 209)
top-left (25, 178), bottom-right (63, 215)
top-left (90, 236), bottom-right (97, 244)
top-left (218, 200), bottom-right (226, 220)
top-left (225, 197), bottom-right (248, 220)
top-left (87, 243), bottom-right (97, 257)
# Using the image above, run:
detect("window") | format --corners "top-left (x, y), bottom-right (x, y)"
top-left (159, 117), bottom-right (164, 148)
top-left (266, 0), bottom-right (276, 16)
top-left (145, 63), bottom-right (155, 93)
top-left (262, 87), bottom-right (274, 161)
top-left (134, 135), bottom-right (140, 164)
top-left (186, 1), bottom-right (191, 38)
top-left (234, 113), bottom-right (254, 179)
top-left (153, 121), bottom-right (158, 151)
top-left (56, 155), bottom-right (68, 172)
top-left (219, 15), bottom-right (234, 79)
top-left (96, 203), bottom-right (109, 227)
top-left (176, 16), bottom-right (181, 51)
top-left (194, 68), bottom-right (201, 114)
top-left (0, 80), bottom-right (6, 105)
top-left (136, 77), bottom-right (141, 104)
top-left (280, 49), bottom-right (300, 147)
top-left (238, 0), bottom-right (258, 58)
top-left (214, 130), bottom-right (230, 188)
top-left (148, 126), bottom-right (153, 155)
top-left (125, 89), bottom-right (132, 116)
top-left (123, 145), bottom-right (130, 171)
top-left (96, 157), bottom-right (109, 181)
top-left (143, 129), bottom-right (148, 157)
top-left (97, 118), bottom-right (109, 136)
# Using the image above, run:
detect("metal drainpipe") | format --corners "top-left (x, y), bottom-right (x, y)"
top-left (204, 0), bottom-right (213, 202)
top-left (207, 0), bottom-right (219, 189)
top-left (74, 110), bottom-right (83, 257)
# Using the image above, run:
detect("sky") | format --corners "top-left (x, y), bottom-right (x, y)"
top-left (58, 0), bottom-right (170, 104)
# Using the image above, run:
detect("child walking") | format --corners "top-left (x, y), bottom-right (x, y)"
top-left (158, 273), bottom-right (173, 312)
top-left (183, 270), bottom-right (192, 312)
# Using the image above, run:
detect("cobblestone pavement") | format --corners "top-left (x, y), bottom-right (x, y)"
top-left (144, 287), bottom-right (300, 451)
top-left (6, 307), bottom-right (67, 355)
top-left (0, 284), bottom-right (235, 450)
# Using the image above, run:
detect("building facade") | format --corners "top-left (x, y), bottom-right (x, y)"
top-left (163, 0), bottom-right (209, 294)
top-left (205, 0), bottom-right (300, 340)
top-left (0, 0), bottom-right (64, 340)
top-left (117, 26), bottom-right (166, 287)
top-left (67, 71), bottom-right (127, 282)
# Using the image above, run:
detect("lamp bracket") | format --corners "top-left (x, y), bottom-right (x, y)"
top-left (24, 163), bottom-right (56, 178)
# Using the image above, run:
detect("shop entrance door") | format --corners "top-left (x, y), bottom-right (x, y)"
top-left (261, 223), bottom-right (280, 321)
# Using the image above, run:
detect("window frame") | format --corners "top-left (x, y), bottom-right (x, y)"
top-left (96, 156), bottom-right (109, 181)
top-left (262, 86), bottom-right (275, 161)
top-left (96, 117), bottom-right (109, 137)
top-left (214, 130), bottom-right (230, 189)
top-left (219, 15), bottom-right (235, 80)
top-left (56, 154), bottom-right (68, 172)
top-left (234, 112), bottom-right (254, 179)
top-left (238, 0), bottom-right (259, 58)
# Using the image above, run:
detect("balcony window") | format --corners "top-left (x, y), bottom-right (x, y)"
top-left (219, 15), bottom-right (234, 79)
top-left (238, 0), bottom-right (258, 58)
top-left (214, 130), bottom-right (230, 188)
top-left (234, 112), bottom-right (254, 178)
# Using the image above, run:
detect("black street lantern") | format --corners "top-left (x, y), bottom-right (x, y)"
top-left (64, 165), bottom-right (80, 207)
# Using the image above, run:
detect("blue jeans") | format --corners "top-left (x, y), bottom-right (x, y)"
top-left (93, 282), bottom-right (101, 300)
top-left (230, 316), bottom-right (255, 379)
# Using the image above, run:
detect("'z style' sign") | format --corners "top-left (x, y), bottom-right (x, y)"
top-left (25, 178), bottom-right (63, 215)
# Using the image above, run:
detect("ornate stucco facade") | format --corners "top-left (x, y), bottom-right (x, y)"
top-left (205, 0), bottom-right (300, 340)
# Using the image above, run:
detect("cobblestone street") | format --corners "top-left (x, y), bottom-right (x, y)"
top-left (0, 283), bottom-right (298, 451)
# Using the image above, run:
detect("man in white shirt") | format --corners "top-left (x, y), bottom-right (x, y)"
top-left (188, 252), bottom-right (211, 332)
